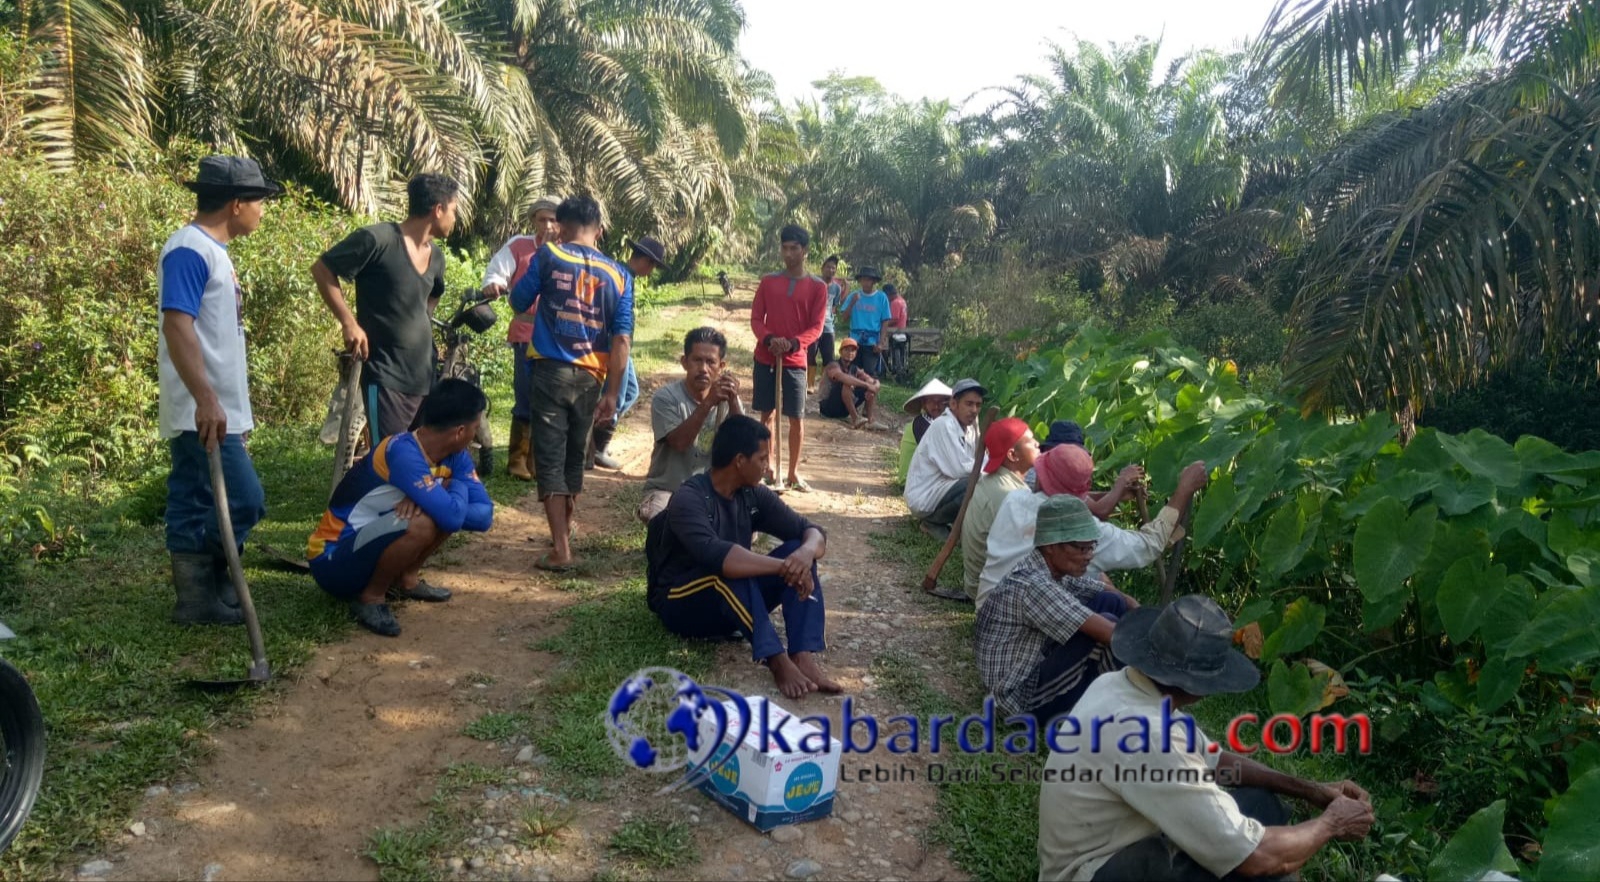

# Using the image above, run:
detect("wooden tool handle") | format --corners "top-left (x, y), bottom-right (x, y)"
top-left (922, 406), bottom-right (1000, 591)
top-left (208, 446), bottom-right (270, 680)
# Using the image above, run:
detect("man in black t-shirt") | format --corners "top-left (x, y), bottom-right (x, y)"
top-left (646, 415), bottom-right (841, 700)
top-left (312, 174), bottom-right (458, 440)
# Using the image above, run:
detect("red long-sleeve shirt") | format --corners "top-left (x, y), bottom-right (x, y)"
top-left (750, 272), bottom-right (829, 368)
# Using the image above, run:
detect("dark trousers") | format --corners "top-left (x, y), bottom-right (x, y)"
top-left (510, 343), bottom-right (533, 422)
top-left (922, 481), bottom-right (967, 528)
top-left (1029, 590), bottom-right (1129, 722)
top-left (165, 433), bottom-right (266, 555)
top-left (1091, 788), bottom-right (1292, 881)
top-left (528, 359), bottom-right (601, 498)
top-left (656, 540), bottom-right (826, 661)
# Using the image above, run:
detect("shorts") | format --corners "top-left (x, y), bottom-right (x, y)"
top-left (529, 359), bottom-right (602, 498)
top-left (820, 387), bottom-right (867, 419)
top-left (752, 362), bottom-right (806, 418)
top-left (362, 377), bottom-right (425, 442)
top-left (808, 333), bottom-right (836, 369)
top-left (309, 511), bottom-right (409, 599)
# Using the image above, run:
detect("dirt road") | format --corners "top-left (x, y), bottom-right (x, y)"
top-left (86, 293), bottom-right (969, 882)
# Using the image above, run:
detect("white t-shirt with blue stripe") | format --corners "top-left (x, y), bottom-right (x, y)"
top-left (156, 224), bottom-right (253, 439)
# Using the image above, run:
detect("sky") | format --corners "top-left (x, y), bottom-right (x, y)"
top-left (741, 0), bottom-right (1286, 107)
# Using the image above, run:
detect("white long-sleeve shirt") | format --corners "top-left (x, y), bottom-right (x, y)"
top-left (904, 411), bottom-right (978, 516)
top-left (975, 489), bottom-right (1182, 609)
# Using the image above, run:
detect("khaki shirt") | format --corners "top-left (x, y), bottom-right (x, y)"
top-left (1037, 669), bottom-right (1265, 881)
top-left (961, 468), bottom-right (1027, 596)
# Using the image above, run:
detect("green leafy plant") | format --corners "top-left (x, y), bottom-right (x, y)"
top-left (936, 323), bottom-right (1600, 871)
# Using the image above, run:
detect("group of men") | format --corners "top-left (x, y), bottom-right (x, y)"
top-left (158, 155), bottom-right (1371, 880)
top-left (158, 156), bottom-right (660, 635)
top-left (895, 387), bottom-right (1376, 879)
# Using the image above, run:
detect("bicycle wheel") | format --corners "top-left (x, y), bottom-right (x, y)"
top-left (0, 659), bottom-right (44, 853)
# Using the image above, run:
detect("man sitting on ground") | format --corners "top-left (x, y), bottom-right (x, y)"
top-left (906, 378), bottom-right (953, 444)
top-left (977, 495), bottom-right (1137, 722)
top-left (903, 378), bottom-right (984, 541)
top-left (976, 448), bottom-right (1207, 609)
top-left (1039, 596), bottom-right (1374, 881)
top-left (818, 338), bottom-right (880, 428)
top-left (637, 327), bottom-right (742, 523)
top-left (961, 418), bottom-right (1038, 601)
top-left (897, 378), bottom-right (954, 484)
top-left (646, 416), bottom-right (840, 700)
top-left (307, 379), bottom-right (494, 637)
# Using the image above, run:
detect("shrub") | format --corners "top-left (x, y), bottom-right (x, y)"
top-left (0, 155), bottom-right (354, 475)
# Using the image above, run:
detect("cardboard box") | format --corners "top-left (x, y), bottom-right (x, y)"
top-left (689, 697), bottom-right (839, 831)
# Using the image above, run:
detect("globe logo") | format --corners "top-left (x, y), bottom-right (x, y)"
top-left (605, 667), bottom-right (751, 793)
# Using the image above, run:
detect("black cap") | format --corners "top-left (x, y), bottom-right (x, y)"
top-left (855, 266), bottom-right (882, 281)
top-left (183, 155), bottom-right (282, 199)
top-left (627, 236), bottom-right (668, 267)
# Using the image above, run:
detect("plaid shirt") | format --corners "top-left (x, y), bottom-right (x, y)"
top-left (976, 550), bottom-right (1106, 717)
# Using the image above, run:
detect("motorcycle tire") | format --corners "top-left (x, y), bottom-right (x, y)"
top-left (475, 419), bottom-right (494, 477)
top-left (0, 659), bottom-right (45, 853)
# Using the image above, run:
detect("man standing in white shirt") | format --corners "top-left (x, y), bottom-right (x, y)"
top-left (903, 378), bottom-right (985, 541)
top-left (976, 447), bottom-right (1209, 609)
top-left (481, 196), bottom-right (561, 480)
top-left (159, 156), bottom-right (280, 625)
top-left (1038, 596), bottom-right (1373, 881)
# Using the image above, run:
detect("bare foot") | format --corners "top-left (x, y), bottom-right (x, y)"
top-left (767, 654), bottom-right (817, 700)
top-left (789, 651), bottom-right (842, 694)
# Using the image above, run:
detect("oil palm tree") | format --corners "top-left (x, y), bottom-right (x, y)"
top-left (7, 0), bottom-right (752, 241)
top-left (1257, 0), bottom-right (1600, 413)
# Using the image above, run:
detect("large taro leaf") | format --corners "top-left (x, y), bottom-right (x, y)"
top-left (1431, 473), bottom-right (1498, 516)
top-left (1504, 584), bottom-right (1600, 669)
top-left (1435, 557), bottom-right (1505, 644)
top-left (1538, 769), bottom-right (1600, 882)
top-left (1191, 470), bottom-right (1243, 548)
top-left (1352, 498), bottom-right (1438, 630)
top-left (1342, 469), bottom-right (1443, 519)
top-left (1515, 435), bottom-right (1600, 479)
top-left (1414, 522), bottom-right (1492, 631)
top-left (1426, 799), bottom-right (1516, 882)
top-left (1257, 500), bottom-right (1307, 583)
top-left (1478, 577), bottom-right (1535, 657)
top-left (1266, 660), bottom-right (1321, 717)
top-left (1261, 598), bottom-right (1325, 664)
top-left (1475, 654), bottom-right (1523, 713)
top-left (1437, 429), bottom-right (1523, 488)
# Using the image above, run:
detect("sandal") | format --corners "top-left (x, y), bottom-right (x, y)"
top-left (850, 416), bottom-right (869, 429)
top-left (785, 477), bottom-right (813, 493)
top-left (924, 585), bottom-right (972, 602)
top-left (389, 580), bottom-right (452, 602)
top-left (535, 554), bottom-right (576, 573)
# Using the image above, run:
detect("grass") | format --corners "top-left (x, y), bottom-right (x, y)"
top-left (462, 711), bottom-right (529, 742)
top-left (0, 329), bottom-right (536, 878)
top-left (607, 813), bottom-right (696, 869)
top-left (516, 801), bottom-right (577, 852)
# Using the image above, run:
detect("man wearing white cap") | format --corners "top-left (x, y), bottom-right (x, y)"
top-left (903, 378), bottom-right (985, 541)
top-left (482, 196), bottom-right (562, 480)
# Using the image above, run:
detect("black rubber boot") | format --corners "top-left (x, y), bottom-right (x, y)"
top-left (171, 553), bottom-right (244, 626)
top-left (211, 548), bottom-right (240, 609)
top-left (591, 424), bottom-right (620, 470)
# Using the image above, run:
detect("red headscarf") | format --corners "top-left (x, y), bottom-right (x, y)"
top-left (1037, 443), bottom-right (1093, 499)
